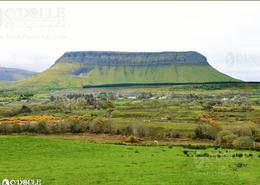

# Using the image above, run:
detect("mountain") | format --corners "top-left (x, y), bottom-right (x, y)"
top-left (0, 67), bottom-right (36, 81)
top-left (6, 51), bottom-right (240, 90)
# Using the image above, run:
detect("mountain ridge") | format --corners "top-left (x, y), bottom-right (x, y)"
top-left (0, 67), bottom-right (36, 82)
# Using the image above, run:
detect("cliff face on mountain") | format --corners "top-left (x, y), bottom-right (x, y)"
top-left (4, 51), bottom-right (239, 90)
top-left (56, 51), bottom-right (208, 66)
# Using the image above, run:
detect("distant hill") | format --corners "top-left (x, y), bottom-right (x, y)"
top-left (0, 67), bottom-right (36, 81)
top-left (4, 51), bottom-right (240, 90)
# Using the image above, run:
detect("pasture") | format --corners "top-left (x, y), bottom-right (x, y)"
top-left (0, 136), bottom-right (259, 185)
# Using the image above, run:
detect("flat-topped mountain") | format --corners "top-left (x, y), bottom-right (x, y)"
top-left (0, 67), bottom-right (36, 81)
top-left (5, 51), bottom-right (240, 90)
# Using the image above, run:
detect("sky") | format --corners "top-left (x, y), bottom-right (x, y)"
top-left (0, 1), bottom-right (260, 81)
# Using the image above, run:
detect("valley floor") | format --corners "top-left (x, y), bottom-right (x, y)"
top-left (0, 84), bottom-right (260, 184)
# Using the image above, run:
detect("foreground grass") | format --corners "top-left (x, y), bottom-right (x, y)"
top-left (0, 136), bottom-right (259, 185)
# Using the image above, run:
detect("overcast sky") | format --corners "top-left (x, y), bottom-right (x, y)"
top-left (0, 1), bottom-right (260, 81)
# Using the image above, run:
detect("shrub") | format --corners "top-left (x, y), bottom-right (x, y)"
top-left (21, 122), bottom-right (37, 133)
top-left (12, 123), bottom-right (22, 133)
top-left (68, 120), bottom-right (81, 133)
top-left (132, 125), bottom-right (153, 137)
top-left (164, 130), bottom-right (181, 138)
top-left (195, 124), bottom-right (218, 140)
top-left (255, 137), bottom-right (260, 142)
top-left (0, 120), bottom-right (90, 134)
top-left (231, 127), bottom-right (253, 137)
top-left (49, 96), bottom-right (56, 102)
top-left (19, 105), bottom-right (32, 114)
top-left (233, 136), bottom-right (255, 149)
top-left (97, 100), bottom-right (114, 109)
top-left (202, 102), bottom-right (214, 111)
top-left (183, 150), bottom-right (189, 155)
top-left (0, 123), bottom-right (13, 134)
top-left (49, 121), bottom-right (70, 134)
top-left (125, 135), bottom-right (139, 143)
top-left (113, 125), bottom-right (154, 137)
top-left (19, 93), bottom-right (34, 100)
top-left (235, 162), bottom-right (247, 168)
top-left (251, 127), bottom-right (260, 142)
top-left (89, 118), bottom-right (111, 134)
top-left (68, 120), bottom-right (90, 133)
top-left (115, 125), bottom-right (129, 136)
top-left (35, 121), bottom-right (49, 134)
top-left (131, 125), bottom-right (147, 137)
top-left (187, 132), bottom-right (196, 139)
top-left (215, 130), bottom-right (237, 147)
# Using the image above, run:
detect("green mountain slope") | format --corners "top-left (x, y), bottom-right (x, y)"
top-left (3, 51), bottom-right (240, 90)
top-left (0, 67), bottom-right (36, 81)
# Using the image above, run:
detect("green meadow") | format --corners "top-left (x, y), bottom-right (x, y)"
top-left (0, 136), bottom-right (259, 185)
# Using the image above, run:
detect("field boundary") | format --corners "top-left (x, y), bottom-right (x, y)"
top-left (83, 82), bottom-right (260, 88)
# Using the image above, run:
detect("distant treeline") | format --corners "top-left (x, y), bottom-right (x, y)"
top-left (83, 82), bottom-right (260, 88)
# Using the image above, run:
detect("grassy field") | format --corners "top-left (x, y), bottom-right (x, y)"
top-left (0, 136), bottom-right (259, 185)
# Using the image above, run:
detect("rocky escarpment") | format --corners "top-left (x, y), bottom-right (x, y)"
top-left (56, 51), bottom-right (208, 66)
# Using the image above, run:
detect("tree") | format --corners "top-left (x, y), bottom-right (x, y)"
top-left (195, 124), bottom-right (218, 140)
top-left (215, 130), bottom-right (237, 147)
